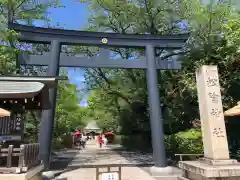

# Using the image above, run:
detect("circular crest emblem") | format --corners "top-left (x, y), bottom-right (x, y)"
top-left (101, 38), bottom-right (108, 44)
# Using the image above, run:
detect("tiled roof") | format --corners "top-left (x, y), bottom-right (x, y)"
top-left (0, 81), bottom-right (44, 98)
top-left (0, 76), bottom-right (64, 98)
top-left (0, 76), bottom-right (60, 87)
top-left (84, 120), bottom-right (100, 130)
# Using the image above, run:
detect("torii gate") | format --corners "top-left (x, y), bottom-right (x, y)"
top-left (9, 23), bottom-right (188, 169)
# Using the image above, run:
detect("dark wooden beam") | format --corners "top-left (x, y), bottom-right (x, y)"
top-left (18, 52), bottom-right (182, 69)
top-left (9, 23), bottom-right (189, 48)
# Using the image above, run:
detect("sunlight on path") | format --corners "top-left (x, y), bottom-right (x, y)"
top-left (54, 139), bottom-right (155, 180)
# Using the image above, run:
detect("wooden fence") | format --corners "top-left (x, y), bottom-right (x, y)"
top-left (0, 143), bottom-right (40, 173)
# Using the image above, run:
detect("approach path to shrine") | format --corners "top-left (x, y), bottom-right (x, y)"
top-left (49, 139), bottom-right (155, 180)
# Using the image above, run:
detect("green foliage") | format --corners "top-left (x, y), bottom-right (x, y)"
top-left (0, 0), bottom-right (62, 74)
top-left (121, 134), bottom-right (152, 152)
top-left (76, 0), bottom-right (240, 155)
top-left (54, 80), bottom-right (88, 139)
top-left (0, 0), bottom-right (88, 150)
top-left (0, 43), bottom-right (18, 75)
top-left (22, 76), bottom-right (89, 148)
top-left (165, 129), bottom-right (203, 159)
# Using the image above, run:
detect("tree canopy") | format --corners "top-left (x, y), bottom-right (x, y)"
top-left (0, 0), bottom-right (88, 149)
top-left (76, 0), bottom-right (240, 153)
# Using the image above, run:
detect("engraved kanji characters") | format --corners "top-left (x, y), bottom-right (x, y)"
top-left (210, 108), bottom-right (222, 117)
top-left (206, 76), bottom-right (218, 87)
top-left (208, 92), bottom-right (220, 104)
top-left (213, 128), bottom-right (224, 137)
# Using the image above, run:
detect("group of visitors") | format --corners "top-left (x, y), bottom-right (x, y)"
top-left (97, 135), bottom-right (108, 148)
top-left (73, 132), bottom-right (108, 149)
top-left (73, 133), bottom-right (88, 149)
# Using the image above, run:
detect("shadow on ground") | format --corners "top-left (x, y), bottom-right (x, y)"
top-left (108, 144), bottom-right (177, 166)
top-left (108, 145), bottom-right (154, 165)
top-left (50, 149), bottom-right (79, 170)
top-left (48, 144), bottom-right (177, 179)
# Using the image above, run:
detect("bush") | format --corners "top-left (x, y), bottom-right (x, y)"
top-left (112, 135), bottom-right (122, 144)
top-left (52, 138), bottom-right (65, 150)
top-left (52, 134), bottom-right (73, 150)
top-left (112, 129), bottom-right (203, 157)
top-left (165, 128), bottom-right (203, 160)
top-left (118, 133), bottom-right (152, 152)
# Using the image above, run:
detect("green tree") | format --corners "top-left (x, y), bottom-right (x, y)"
top-left (0, 0), bottom-right (89, 149)
top-left (75, 0), bottom-right (240, 154)
top-left (0, 0), bottom-right (61, 74)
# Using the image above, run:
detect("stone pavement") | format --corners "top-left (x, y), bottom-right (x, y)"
top-left (51, 139), bottom-right (155, 180)
top-left (55, 167), bottom-right (155, 180)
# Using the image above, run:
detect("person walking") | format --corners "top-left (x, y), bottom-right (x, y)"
top-left (103, 135), bottom-right (108, 147)
top-left (81, 134), bottom-right (87, 148)
top-left (74, 133), bottom-right (81, 150)
top-left (98, 135), bottom-right (103, 148)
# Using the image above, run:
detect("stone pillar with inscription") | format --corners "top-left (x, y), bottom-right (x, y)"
top-left (196, 65), bottom-right (229, 160)
top-left (178, 65), bottom-right (240, 180)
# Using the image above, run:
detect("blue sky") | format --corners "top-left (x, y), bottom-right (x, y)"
top-left (40, 0), bottom-right (90, 106)
top-left (46, 0), bottom-right (89, 30)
